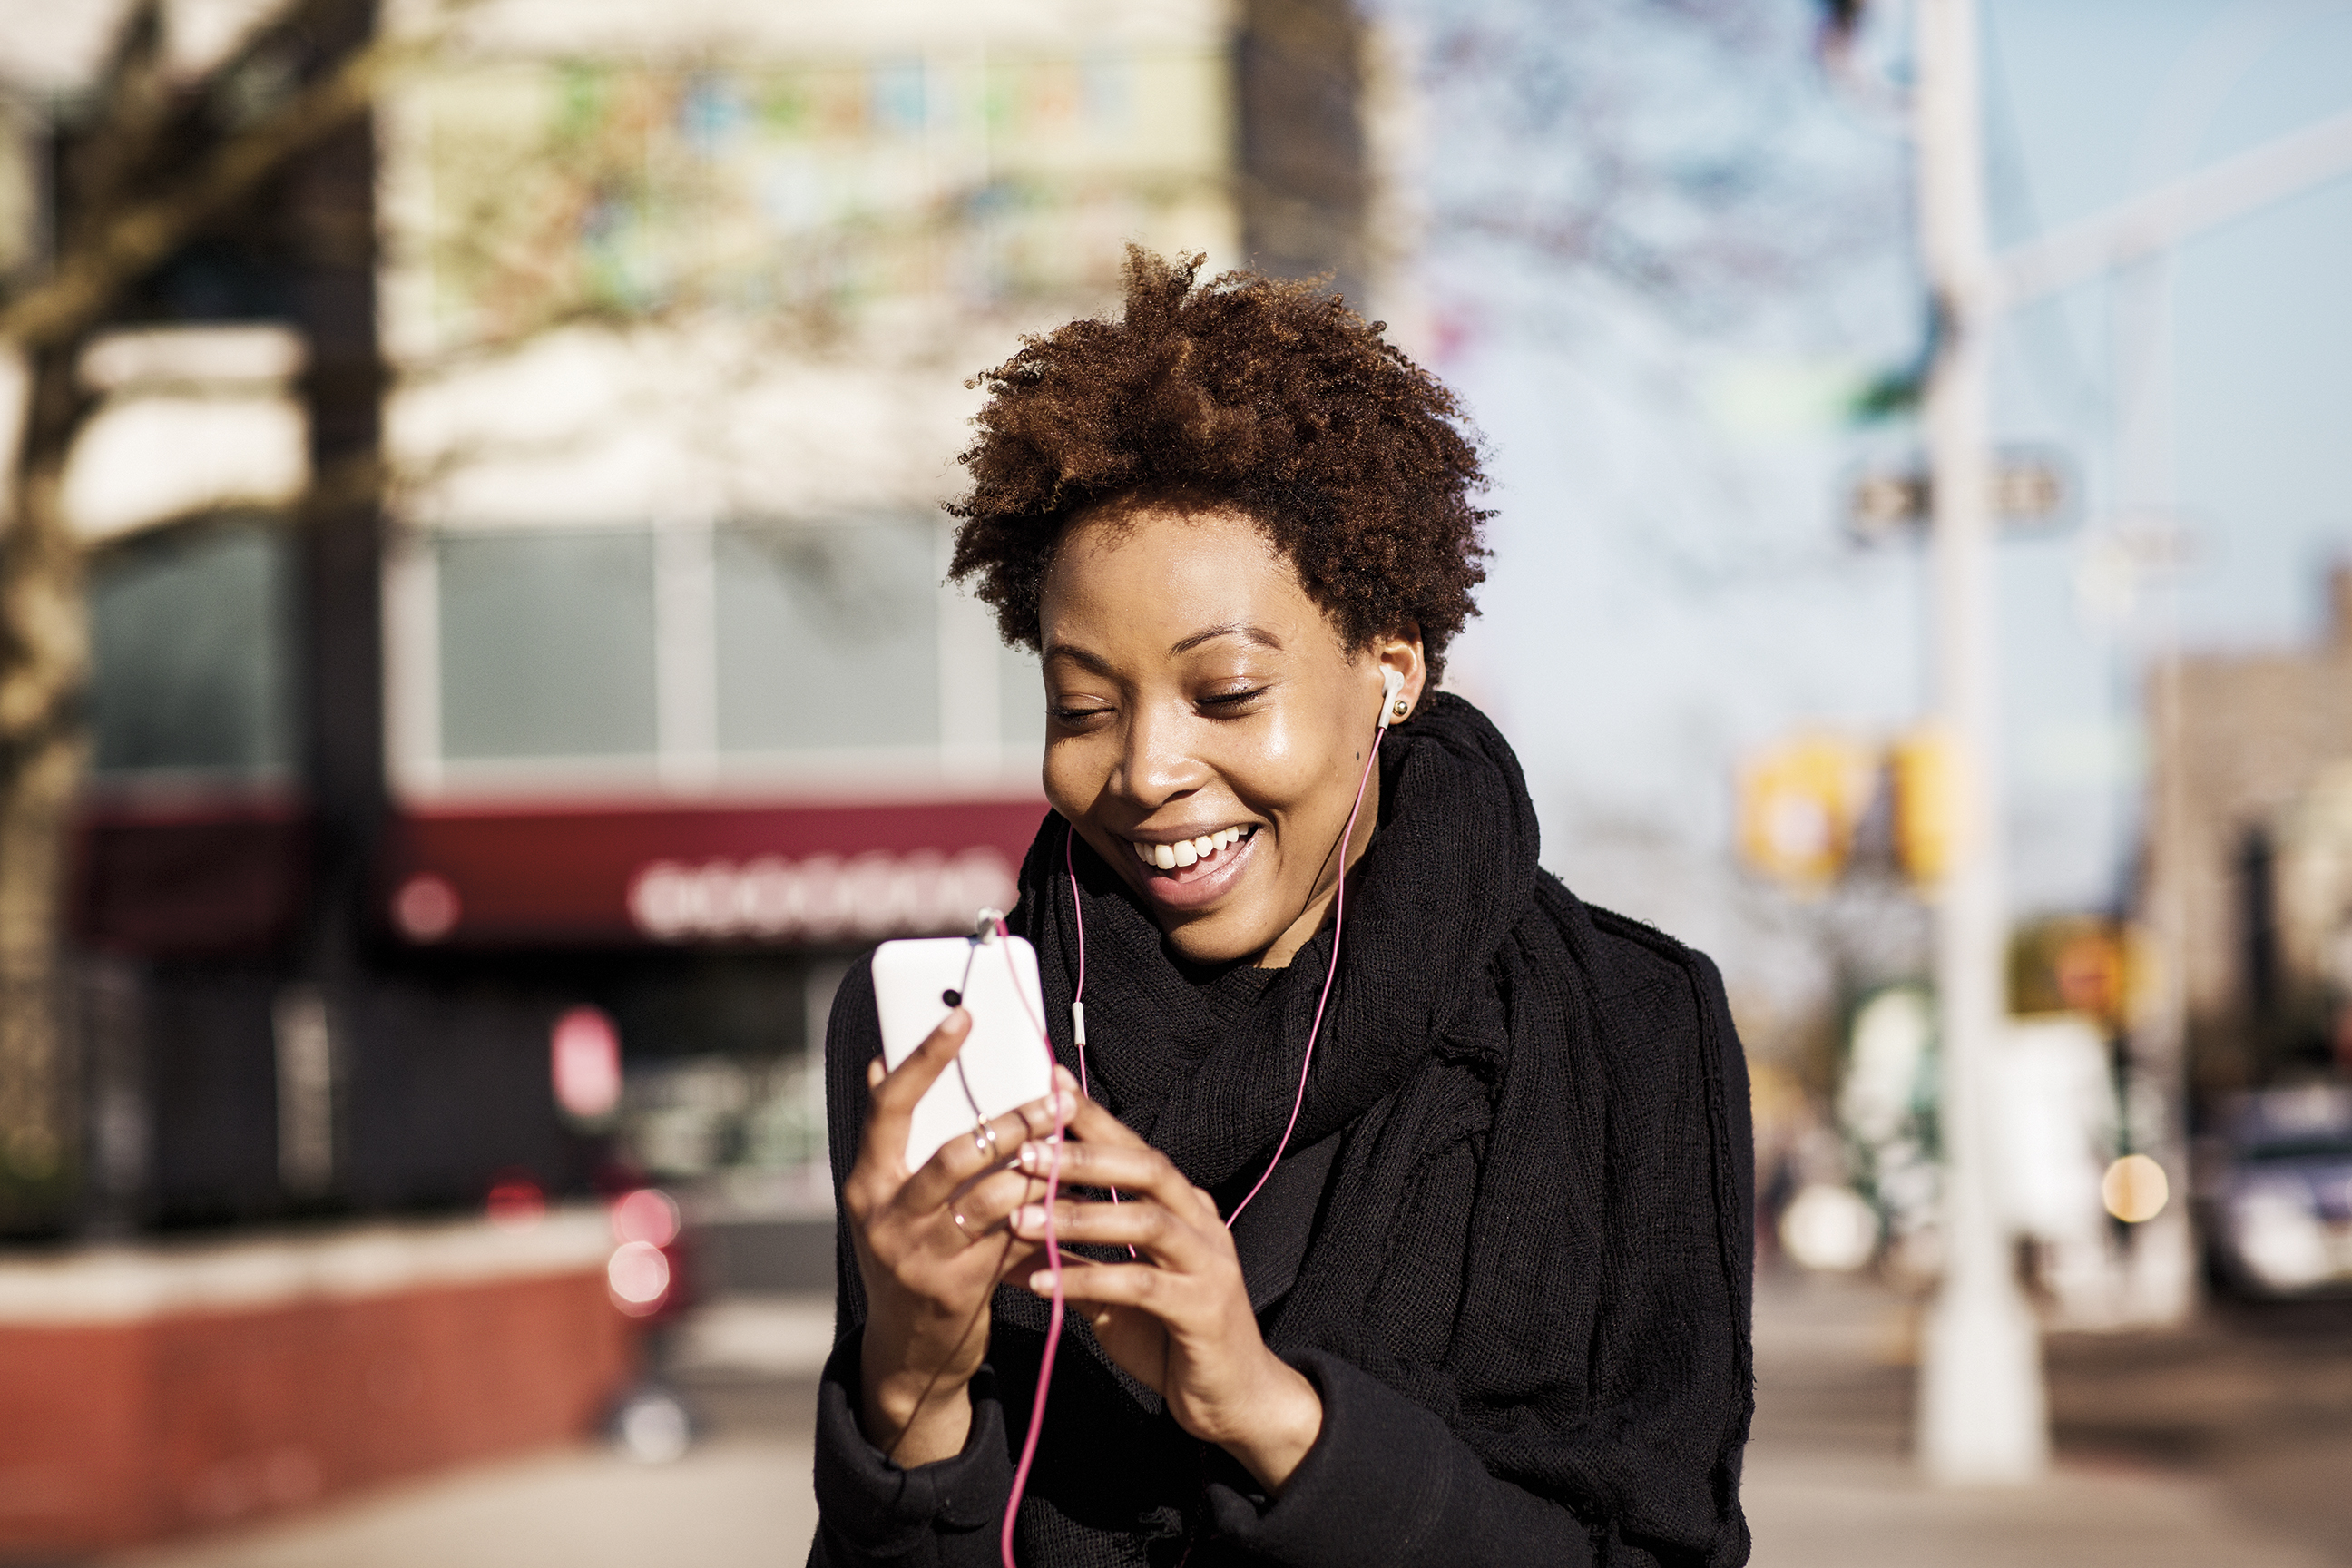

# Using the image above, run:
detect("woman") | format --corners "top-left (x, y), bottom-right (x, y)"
top-left (811, 250), bottom-right (1753, 1568)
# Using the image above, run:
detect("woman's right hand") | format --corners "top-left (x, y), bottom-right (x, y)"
top-left (844, 1006), bottom-right (1075, 1465)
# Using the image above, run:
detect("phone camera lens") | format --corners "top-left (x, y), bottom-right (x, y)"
top-left (941, 989), bottom-right (962, 1007)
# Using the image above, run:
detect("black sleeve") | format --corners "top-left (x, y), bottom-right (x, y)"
top-left (823, 958), bottom-right (881, 1353)
top-left (1204, 1351), bottom-right (1595, 1568)
top-left (806, 1331), bottom-right (1014, 1568)
top-left (807, 958), bottom-right (1018, 1568)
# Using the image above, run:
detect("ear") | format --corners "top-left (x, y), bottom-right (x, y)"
top-left (1370, 626), bottom-right (1426, 725)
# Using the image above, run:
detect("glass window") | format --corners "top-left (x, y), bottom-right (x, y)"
top-left (438, 530), bottom-right (658, 760)
top-left (714, 521), bottom-right (938, 752)
top-left (88, 520), bottom-right (295, 779)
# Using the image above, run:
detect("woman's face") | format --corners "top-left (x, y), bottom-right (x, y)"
top-left (1036, 502), bottom-right (1425, 967)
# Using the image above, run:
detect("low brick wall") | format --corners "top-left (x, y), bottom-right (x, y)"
top-left (0, 1210), bottom-right (634, 1554)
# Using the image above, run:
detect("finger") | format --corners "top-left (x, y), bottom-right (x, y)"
top-left (947, 1165), bottom-right (1055, 1233)
top-left (1056, 1093), bottom-right (1151, 1152)
top-left (858, 1008), bottom-right (973, 1176)
top-left (1014, 1139), bottom-right (1196, 1210)
top-left (1012, 1198), bottom-right (1218, 1271)
top-left (897, 1088), bottom-right (1078, 1212)
top-left (985, 1235), bottom-right (1054, 1284)
top-left (1025, 1260), bottom-right (1174, 1314)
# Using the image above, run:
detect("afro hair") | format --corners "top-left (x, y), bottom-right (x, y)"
top-left (946, 248), bottom-right (1491, 681)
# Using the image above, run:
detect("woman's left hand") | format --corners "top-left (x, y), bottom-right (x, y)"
top-left (1009, 1095), bottom-right (1324, 1493)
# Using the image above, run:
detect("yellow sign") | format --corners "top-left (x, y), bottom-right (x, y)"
top-left (1891, 727), bottom-right (1967, 885)
top-left (1736, 733), bottom-right (1878, 887)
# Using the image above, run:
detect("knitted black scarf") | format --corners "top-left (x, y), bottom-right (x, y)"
top-left (828, 694), bottom-right (1753, 1566)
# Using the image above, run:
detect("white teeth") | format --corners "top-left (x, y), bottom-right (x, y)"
top-left (1132, 828), bottom-right (1252, 871)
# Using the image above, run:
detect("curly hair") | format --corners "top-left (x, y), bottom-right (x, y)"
top-left (946, 248), bottom-right (1491, 681)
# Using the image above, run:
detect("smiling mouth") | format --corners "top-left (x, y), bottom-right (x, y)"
top-left (1128, 824), bottom-right (1259, 874)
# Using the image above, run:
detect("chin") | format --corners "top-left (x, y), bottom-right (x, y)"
top-left (1157, 907), bottom-right (1280, 966)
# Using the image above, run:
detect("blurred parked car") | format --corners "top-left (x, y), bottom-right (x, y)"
top-left (2201, 1086), bottom-right (2352, 1298)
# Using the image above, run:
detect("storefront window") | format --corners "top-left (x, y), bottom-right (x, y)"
top-left (438, 529), bottom-right (659, 760)
top-left (88, 520), bottom-right (296, 782)
top-left (404, 515), bottom-right (1032, 787)
top-left (714, 521), bottom-right (938, 753)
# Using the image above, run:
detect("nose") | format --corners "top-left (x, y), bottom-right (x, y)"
top-left (1112, 698), bottom-right (1209, 812)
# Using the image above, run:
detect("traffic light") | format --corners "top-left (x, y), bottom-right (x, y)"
top-left (1891, 727), bottom-right (1965, 886)
top-left (1736, 732), bottom-right (1879, 887)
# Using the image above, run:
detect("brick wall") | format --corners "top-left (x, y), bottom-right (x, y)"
top-left (0, 1210), bottom-right (633, 1554)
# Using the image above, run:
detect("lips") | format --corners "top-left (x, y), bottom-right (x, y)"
top-left (1123, 823), bottom-right (1260, 911)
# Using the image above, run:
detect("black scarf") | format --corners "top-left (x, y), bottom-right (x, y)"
top-left (830, 694), bottom-right (1753, 1566)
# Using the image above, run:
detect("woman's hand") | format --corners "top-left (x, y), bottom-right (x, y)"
top-left (843, 1009), bottom-right (1074, 1465)
top-left (1010, 1096), bottom-right (1325, 1493)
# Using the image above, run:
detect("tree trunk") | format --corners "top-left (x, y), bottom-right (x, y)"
top-left (0, 343), bottom-right (94, 1230)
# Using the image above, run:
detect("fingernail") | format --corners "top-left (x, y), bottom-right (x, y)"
top-left (1053, 1065), bottom-right (1077, 1089)
top-left (1056, 1091), bottom-right (1078, 1116)
top-left (1028, 1271), bottom-right (1054, 1294)
top-left (1017, 1142), bottom-right (1043, 1171)
top-left (1014, 1204), bottom-right (1044, 1232)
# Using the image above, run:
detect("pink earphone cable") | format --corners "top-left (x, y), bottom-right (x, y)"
top-left (995, 914), bottom-right (1069, 1568)
top-left (1064, 828), bottom-right (1091, 1101)
top-left (1002, 706), bottom-right (1387, 1563)
top-left (1222, 721), bottom-right (1383, 1226)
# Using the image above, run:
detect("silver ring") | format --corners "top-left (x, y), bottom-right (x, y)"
top-left (973, 1122), bottom-right (1000, 1161)
top-left (951, 1210), bottom-right (971, 1237)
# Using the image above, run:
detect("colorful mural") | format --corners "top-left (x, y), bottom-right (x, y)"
top-left (396, 49), bottom-right (1232, 350)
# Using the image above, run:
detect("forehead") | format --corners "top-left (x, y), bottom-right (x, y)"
top-left (1041, 505), bottom-right (1325, 655)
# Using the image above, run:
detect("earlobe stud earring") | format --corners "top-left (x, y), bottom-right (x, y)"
top-left (1391, 698), bottom-right (1410, 720)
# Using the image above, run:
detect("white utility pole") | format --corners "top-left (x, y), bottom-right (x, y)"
top-left (1913, 0), bottom-right (2050, 1485)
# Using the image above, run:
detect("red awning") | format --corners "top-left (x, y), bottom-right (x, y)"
top-left (74, 798), bottom-right (310, 959)
top-left (380, 796), bottom-right (1050, 948)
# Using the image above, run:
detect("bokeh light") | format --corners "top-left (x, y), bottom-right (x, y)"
top-left (2100, 1154), bottom-right (2170, 1225)
top-left (607, 1240), bottom-right (672, 1316)
top-left (1779, 1183), bottom-right (1880, 1272)
top-left (611, 1187), bottom-right (681, 1249)
top-left (484, 1171), bottom-right (546, 1231)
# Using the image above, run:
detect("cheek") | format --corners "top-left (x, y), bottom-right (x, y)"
top-left (1042, 729), bottom-right (1142, 822)
top-left (1040, 738), bottom-right (1096, 818)
top-left (1219, 708), bottom-right (1349, 820)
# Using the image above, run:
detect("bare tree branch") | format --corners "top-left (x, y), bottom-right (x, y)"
top-left (2, 8), bottom-right (448, 350)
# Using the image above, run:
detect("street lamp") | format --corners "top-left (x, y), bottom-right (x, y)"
top-left (1911, 0), bottom-right (2049, 1485)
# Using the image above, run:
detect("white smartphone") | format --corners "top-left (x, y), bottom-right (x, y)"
top-left (870, 933), bottom-right (1056, 1172)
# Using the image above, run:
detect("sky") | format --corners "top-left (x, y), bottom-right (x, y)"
top-left (1394, 0), bottom-right (2352, 1038)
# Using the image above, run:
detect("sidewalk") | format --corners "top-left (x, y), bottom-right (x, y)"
top-left (1745, 1270), bottom-right (2341, 1568)
top-left (105, 1436), bottom-right (818, 1568)
top-left (97, 1279), bottom-right (2348, 1567)
top-left (101, 1297), bottom-right (832, 1568)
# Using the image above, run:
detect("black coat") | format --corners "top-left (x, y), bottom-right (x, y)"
top-left (810, 695), bottom-right (1754, 1567)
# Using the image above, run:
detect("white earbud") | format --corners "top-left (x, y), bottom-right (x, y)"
top-left (1379, 667), bottom-right (1407, 728)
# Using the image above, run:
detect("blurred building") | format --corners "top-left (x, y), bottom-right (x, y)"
top-left (2141, 564), bottom-right (2352, 1102)
top-left (0, 0), bottom-right (1394, 1549)
top-left (19, 0), bottom-right (1389, 1238)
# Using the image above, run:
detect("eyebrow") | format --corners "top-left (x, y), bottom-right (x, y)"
top-left (1044, 642), bottom-right (1118, 676)
top-left (1044, 622), bottom-right (1285, 673)
top-left (1170, 622), bottom-right (1284, 656)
